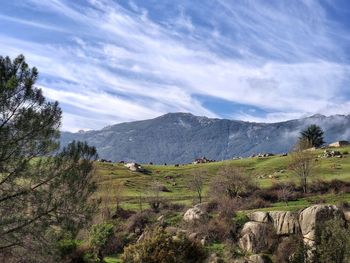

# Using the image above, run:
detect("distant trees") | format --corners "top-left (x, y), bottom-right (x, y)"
top-left (300, 124), bottom-right (325, 148)
top-left (0, 55), bottom-right (97, 262)
top-left (289, 139), bottom-right (315, 193)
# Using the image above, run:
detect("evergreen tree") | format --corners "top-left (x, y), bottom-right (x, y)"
top-left (300, 124), bottom-right (325, 147)
top-left (0, 55), bottom-right (97, 262)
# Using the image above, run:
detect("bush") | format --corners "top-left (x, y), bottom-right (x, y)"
top-left (315, 218), bottom-right (350, 263)
top-left (274, 235), bottom-right (306, 263)
top-left (126, 211), bottom-right (153, 233)
top-left (89, 223), bottom-right (114, 261)
top-left (197, 217), bottom-right (236, 242)
top-left (252, 189), bottom-right (279, 202)
top-left (121, 227), bottom-right (207, 263)
top-left (57, 239), bottom-right (79, 258)
top-left (242, 197), bottom-right (271, 210)
top-left (310, 179), bottom-right (350, 194)
top-left (161, 201), bottom-right (185, 212)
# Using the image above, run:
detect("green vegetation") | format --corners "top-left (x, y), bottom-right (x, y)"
top-left (121, 227), bottom-right (207, 263)
top-left (315, 218), bottom-right (350, 263)
top-left (300, 124), bottom-right (325, 147)
top-left (2, 54), bottom-right (349, 263)
top-left (0, 55), bottom-right (97, 262)
top-left (94, 146), bottom-right (350, 211)
top-left (89, 223), bottom-right (114, 261)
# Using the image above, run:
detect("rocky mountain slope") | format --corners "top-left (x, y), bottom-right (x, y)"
top-left (60, 113), bottom-right (350, 164)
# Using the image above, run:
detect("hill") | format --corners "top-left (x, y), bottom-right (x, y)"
top-left (95, 145), bottom-right (350, 211)
top-left (61, 113), bottom-right (350, 164)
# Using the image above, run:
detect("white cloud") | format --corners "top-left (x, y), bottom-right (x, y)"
top-left (1, 0), bottom-right (349, 131)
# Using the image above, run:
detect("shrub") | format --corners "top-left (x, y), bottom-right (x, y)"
top-left (274, 235), bottom-right (306, 263)
top-left (126, 211), bottom-right (153, 233)
top-left (210, 165), bottom-right (256, 199)
top-left (162, 202), bottom-right (185, 212)
top-left (342, 150), bottom-right (348, 155)
top-left (310, 179), bottom-right (350, 194)
top-left (89, 223), bottom-right (114, 261)
top-left (199, 217), bottom-right (236, 242)
top-left (252, 189), bottom-right (279, 202)
top-left (204, 199), bottom-right (219, 213)
top-left (121, 227), bottom-right (207, 263)
top-left (217, 197), bottom-right (239, 219)
top-left (57, 239), bottom-right (81, 259)
top-left (242, 197), bottom-right (271, 210)
top-left (315, 218), bottom-right (350, 263)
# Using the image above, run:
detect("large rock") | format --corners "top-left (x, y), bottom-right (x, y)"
top-left (343, 210), bottom-right (350, 222)
top-left (125, 162), bottom-right (144, 172)
top-left (183, 205), bottom-right (208, 223)
top-left (247, 254), bottom-right (269, 263)
top-left (247, 211), bottom-right (270, 223)
top-left (239, 222), bottom-right (275, 253)
top-left (269, 211), bottom-right (300, 235)
top-left (299, 205), bottom-right (342, 244)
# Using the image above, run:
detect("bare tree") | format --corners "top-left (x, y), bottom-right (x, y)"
top-left (210, 165), bottom-right (254, 199)
top-left (100, 177), bottom-right (125, 221)
top-left (188, 170), bottom-right (206, 203)
top-left (148, 181), bottom-right (163, 212)
top-left (277, 183), bottom-right (294, 206)
top-left (289, 139), bottom-right (316, 193)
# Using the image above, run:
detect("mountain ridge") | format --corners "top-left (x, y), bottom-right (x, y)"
top-left (60, 112), bottom-right (350, 164)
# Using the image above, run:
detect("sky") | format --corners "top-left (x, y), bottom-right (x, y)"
top-left (1, 0), bottom-right (350, 131)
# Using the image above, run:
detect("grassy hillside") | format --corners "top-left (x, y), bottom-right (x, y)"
top-left (94, 146), bottom-right (350, 211)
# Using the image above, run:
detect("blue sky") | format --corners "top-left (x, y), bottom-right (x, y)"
top-left (1, 0), bottom-right (350, 131)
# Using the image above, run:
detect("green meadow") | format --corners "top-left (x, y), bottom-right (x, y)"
top-left (95, 146), bottom-right (350, 212)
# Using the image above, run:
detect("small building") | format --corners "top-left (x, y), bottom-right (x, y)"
top-left (328, 140), bottom-right (350, 148)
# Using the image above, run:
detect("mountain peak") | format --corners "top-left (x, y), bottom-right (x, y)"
top-left (60, 113), bottom-right (350, 164)
top-left (159, 112), bottom-right (196, 118)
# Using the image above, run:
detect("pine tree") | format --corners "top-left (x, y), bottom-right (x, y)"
top-left (0, 55), bottom-right (98, 262)
top-left (300, 124), bottom-right (325, 147)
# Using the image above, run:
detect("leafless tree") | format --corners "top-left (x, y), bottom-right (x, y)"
top-left (210, 165), bottom-right (254, 199)
top-left (188, 170), bottom-right (206, 203)
top-left (148, 181), bottom-right (163, 212)
top-left (277, 183), bottom-right (294, 206)
top-left (289, 139), bottom-right (316, 193)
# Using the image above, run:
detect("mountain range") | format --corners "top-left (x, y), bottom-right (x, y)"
top-left (60, 113), bottom-right (350, 164)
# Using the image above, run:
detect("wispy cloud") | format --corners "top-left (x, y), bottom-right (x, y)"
top-left (0, 0), bottom-right (349, 131)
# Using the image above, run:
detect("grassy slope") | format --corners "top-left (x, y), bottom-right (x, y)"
top-left (94, 146), bottom-right (350, 211)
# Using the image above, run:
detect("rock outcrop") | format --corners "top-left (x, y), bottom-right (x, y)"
top-left (239, 222), bottom-right (275, 253)
top-left (247, 211), bottom-right (270, 223)
top-left (269, 211), bottom-right (300, 235)
top-left (344, 210), bottom-right (350, 222)
top-left (239, 204), bottom-right (347, 255)
top-left (125, 162), bottom-right (144, 172)
top-left (183, 204), bottom-right (208, 223)
top-left (299, 204), bottom-right (342, 246)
